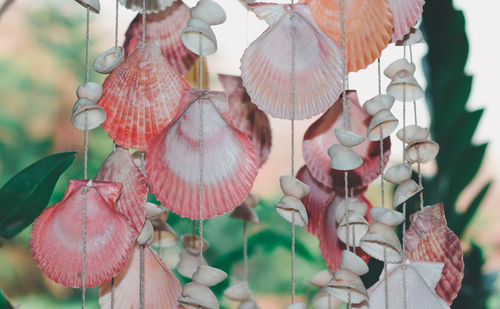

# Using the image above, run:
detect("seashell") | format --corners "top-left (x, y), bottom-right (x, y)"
top-left (124, 2), bottom-right (197, 75)
top-left (405, 204), bottom-right (464, 304)
top-left (279, 175), bottom-right (311, 199)
top-left (366, 109), bottom-right (399, 141)
top-left (98, 41), bottom-right (190, 150)
top-left (363, 94), bottom-right (395, 116)
top-left (328, 144), bottom-right (363, 171)
top-left (75, 0), bottom-right (100, 13)
top-left (383, 58), bottom-right (416, 79)
top-left (359, 222), bottom-right (403, 263)
top-left (99, 244), bottom-right (181, 308)
top-left (243, 192), bottom-right (259, 208)
top-left (312, 288), bottom-right (344, 309)
top-left (393, 178), bottom-right (423, 207)
top-left (192, 265), bottom-right (228, 287)
top-left (383, 163), bottom-right (412, 184)
top-left (309, 269), bottom-right (334, 287)
top-left (179, 282), bottom-right (219, 309)
top-left (337, 212), bottom-right (369, 247)
top-left (396, 27), bottom-right (424, 46)
top-left (119, 0), bottom-right (176, 14)
top-left (182, 234), bottom-right (209, 255)
top-left (224, 281), bottom-right (252, 301)
top-left (177, 250), bottom-right (207, 279)
top-left (340, 250), bottom-right (369, 276)
top-left (306, 0), bottom-right (393, 73)
top-left (96, 146), bottom-right (148, 237)
top-left (386, 70), bottom-right (424, 102)
top-left (76, 82), bottom-right (103, 102)
top-left (284, 303), bottom-right (307, 309)
top-left (94, 46), bottom-right (124, 75)
top-left (238, 298), bottom-right (261, 309)
top-left (334, 128), bottom-right (365, 147)
top-left (30, 180), bottom-right (134, 288)
top-left (181, 18), bottom-right (217, 56)
top-left (230, 204), bottom-right (260, 224)
top-left (137, 219), bottom-right (154, 245)
top-left (389, 0), bottom-right (425, 42)
top-left (335, 197), bottom-right (368, 223)
top-left (326, 268), bottom-right (368, 304)
top-left (72, 98), bottom-right (106, 130)
top-left (370, 207), bottom-right (404, 226)
top-left (397, 125), bottom-right (430, 144)
top-left (219, 74), bottom-right (272, 167)
top-left (151, 220), bottom-right (178, 248)
top-left (356, 260), bottom-right (450, 309)
top-left (145, 202), bottom-right (167, 219)
top-left (275, 195), bottom-right (309, 227)
top-left (190, 0), bottom-right (227, 25)
top-left (405, 139), bottom-right (440, 164)
top-left (241, 3), bottom-right (343, 120)
top-left (302, 90), bottom-right (391, 192)
top-left (146, 90), bottom-right (259, 220)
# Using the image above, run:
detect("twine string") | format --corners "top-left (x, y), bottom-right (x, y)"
top-left (139, 245), bottom-right (145, 309)
top-left (114, 0), bottom-right (119, 47)
top-left (291, 214), bottom-right (296, 304)
top-left (198, 35), bottom-right (205, 265)
top-left (243, 221), bottom-right (248, 281)
top-left (401, 82), bottom-right (409, 309)
top-left (81, 185), bottom-right (88, 309)
top-left (343, 171), bottom-right (351, 252)
top-left (383, 247), bottom-right (389, 309)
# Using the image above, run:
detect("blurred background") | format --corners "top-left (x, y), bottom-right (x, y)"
top-left (0, 0), bottom-right (499, 308)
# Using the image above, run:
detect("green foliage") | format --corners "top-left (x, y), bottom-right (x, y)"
top-left (0, 152), bottom-right (76, 238)
top-left (0, 289), bottom-right (15, 309)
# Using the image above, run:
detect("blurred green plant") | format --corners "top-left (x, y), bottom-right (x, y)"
top-left (0, 288), bottom-right (15, 309)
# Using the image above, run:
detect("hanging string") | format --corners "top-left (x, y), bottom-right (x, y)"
top-left (139, 245), bottom-right (145, 309)
top-left (243, 221), bottom-right (248, 281)
top-left (111, 278), bottom-right (114, 309)
top-left (142, 0), bottom-right (146, 43)
top-left (401, 81), bottom-right (409, 309)
top-left (114, 0), bottom-right (119, 47)
top-left (198, 38), bottom-right (205, 265)
top-left (343, 172), bottom-right (351, 253)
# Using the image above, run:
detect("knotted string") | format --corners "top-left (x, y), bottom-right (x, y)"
top-left (243, 221), bottom-right (248, 281)
top-left (401, 77), bottom-right (409, 309)
top-left (114, 0), bottom-right (119, 47)
top-left (139, 244), bottom-right (145, 309)
top-left (198, 37), bottom-right (205, 265)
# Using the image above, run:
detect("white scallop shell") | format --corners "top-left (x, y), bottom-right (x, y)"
top-left (370, 206), bottom-right (405, 226)
top-left (192, 265), bottom-right (228, 287)
top-left (393, 178), bottom-right (423, 207)
top-left (279, 175), bottom-right (311, 199)
top-left (360, 222), bottom-right (403, 263)
top-left (190, 0), bottom-right (227, 25)
top-left (397, 125), bottom-right (430, 144)
top-left (72, 98), bottom-right (106, 130)
top-left (76, 82), bottom-right (103, 102)
top-left (340, 250), bottom-right (369, 276)
top-left (181, 18), bottom-right (217, 56)
top-left (326, 269), bottom-right (368, 304)
top-left (275, 195), bottom-right (308, 227)
top-left (334, 128), bottom-right (365, 147)
top-left (405, 139), bottom-right (440, 164)
top-left (383, 58), bottom-right (416, 79)
top-left (327, 144), bottom-right (363, 171)
top-left (387, 70), bottom-right (424, 102)
top-left (94, 46), bottom-right (124, 74)
top-left (366, 109), bottom-right (399, 141)
top-left (384, 163), bottom-right (412, 184)
top-left (363, 94), bottom-right (395, 116)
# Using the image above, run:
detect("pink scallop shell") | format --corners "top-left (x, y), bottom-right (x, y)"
top-left (218, 74), bottom-right (272, 167)
top-left (30, 179), bottom-right (135, 288)
top-left (98, 41), bottom-right (190, 150)
top-left (95, 146), bottom-right (149, 238)
top-left (146, 90), bottom-right (259, 220)
top-left (123, 1), bottom-right (197, 75)
top-left (389, 0), bottom-right (425, 42)
top-left (241, 3), bottom-right (343, 120)
top-left (405, 203), bottom-right (464, 304)
top-left (302, 90), bottom-right (391, 194)
top-left (99, 244), bottom-right (181, 308)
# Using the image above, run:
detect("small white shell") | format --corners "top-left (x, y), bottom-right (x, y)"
top-left (284, 303), bottom-right (307, 309)
top-left (242, 193), bottom-right (259, 208)
top-left (393, 178), bottom-right (423, 207)
top-left (387, 70), bottom-right (424, 102)
top-left (192, 265), bottom-right (228, 287)
top-left (72, 98), bottom-right (106, 130)
top-left (279, 175), bottom-right (311, 199)
top-left (275, 195), bottom-right (308, 227)
top-left (76, 82), bottom-right (103, 102)
top-left (190, 0), bottom-right (227, 25)
top-left (383, 58), bottom-right (416, 79)
top-left (230, 204), bottom-right (259, 224)
top-left (383, 163), bottom-right (412, 184)
top-left (151, 220), bottom-right (178, 248)
top-left (396, 125), bottom-right (430, 144)
top-left (370, 207), bottom-right (404, 226)
top-left (363, 94), bottom-right (395, 116)
top-left (326, 269), bottom-right (368, 304)
top-left (405, 139), bottom-right (440, 164)
top-left (360, 222), bottom-right (403, 263)
top-left (396, 27), bottom-right (424, 46)
top-left (145, 202), bottom-right (168, 219)
top-left (94, 46), bottom-right (124, 74)
top-left (238, 298), bottom-right (261, 309)
top-left (177, 250), bottom-right (207, 279)
top-left (181, 18), bottom-right (217, 56)
top-left (337, 213), bottom-right (369, 247)
top-left (182, 234), bottom-right (209, 255)
top-left (312, 288), bottom-right (344, 309)
top-left (366, 109), bottom-right (399, 141)
top-left (335, 198), bottom-right (368, 224)
top-left (309, 269), bottom-right (334, 287)
top-left (179, 282), bottom-right (219, 309)
top-left (327, 144), bottom-right (363, 171)
top-left (75, 0), bottom-right (100, 13)
top-left (224, 281), bottom-right (252, 302)
top-left (340, 250), bottom-right (369, 276)
top-left (136, 219), bottom-right (154, 245)
top-left (334, 128), bottom-right (365, 147)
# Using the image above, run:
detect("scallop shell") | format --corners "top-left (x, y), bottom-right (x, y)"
top-left (151, 221), bottom-right (178, 248)
top-left (190, 0), bottom-right (227, 25)
top-left (98, 41), bottom-right (190, 150)
top-left (123, 2), bottom-right (197, 75)
top-left (366, 109), bottom-right (399, 141)
top-left (386, 70), bottom-right (424, 102)
top-left (383, 58), bottom-right (416, 79)
top-left (335, 197), bottom-right (368, 223)
top-left (76, 82), bottom-right (103, 102)
top-left (302, 90), bottom-right (391, 193)
top-left (177, 250), bottom-right (207, 279)
top-left (383, 163), bottom-right (412, 184)
top-left (334, 128), bottom-right (365, 147)
top-left (192, 265), bottom-right (228, 287)
top-left (146, 90), bottom-right (259, 219)
top-left (328, 144), bottom-right (363, 171)
top-left (96, 146), bottom-right (148, 237)
top-left (389, 0), bottom-right (425, 42)
top-left (182, 234), bottom-right (209, 255)
top-left (309, 269), bottom-right (334, 287)
top-left (72, 98), bottom-right (107, 130)
top-left (181, 18), bottom-right (217, 56)
top-left (30, 180), bottom-right (134, 288)
top-left (145, 202), bottom-right (167, 219)
top-left (241, 3), bottom-right (343, 120)
top-left (363, 94), bottom-right (395, 116)
top-left (405, 203), bottom-right (464, 304)
top-left (224, 280), bottom-right (252, 301)
top-left (119, 0), bottom-right (175, 14)
top-left (312, 288), bottom-right (344, 309)
top-left (218, 74), bottom-right (272, 167)
top-left (337, 212), bottom-right (369, 247)
top-left (137, 219), bottom-right (154, 244)
top-left (405, 139), bottom-right (439, 164)
top-left (94, 46), bottom-right (124, 74)
top-left (179, 282), bottom-right (219, 308)
top-left (360, 222), bottom-right (403, 263)
top-left (275, 195), bottom-right (309, 227)
top-left (239, 298), bottom-right (261, 309)
top-left (396, 27), bottom-right (424, 46)
top-left (230, 204), bottom-right (260, 224)
top-left (340, 250), bottom-right (369, 276)
top-left (326, 268), bottom-right (368, 304)
top-left (393, 178), bottom-right (423, 207)
top-left (370, 206), bottom-right (404, 226)
top-left (397, 125), bottom-right (430, 144)
top-left (75, 0), bottom-right (100, 13)
top-left (279, 175), bottom-right (310, 199)
top-left (306, 0), bottom-right (393, 72)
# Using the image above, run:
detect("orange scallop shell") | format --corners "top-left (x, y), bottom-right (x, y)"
top-left (305, 0), bottom-right (393, 72)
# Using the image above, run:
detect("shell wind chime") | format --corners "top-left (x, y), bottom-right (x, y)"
top-left (28, 0), bottom-right (466, 307)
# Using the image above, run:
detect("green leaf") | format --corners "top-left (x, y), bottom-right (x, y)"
top-left (452, 182), bottom-right (492, 238)
top-left (0, 151), bottom-right (76, 238)
top-left (0, 289), bottom-right (14, 309)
